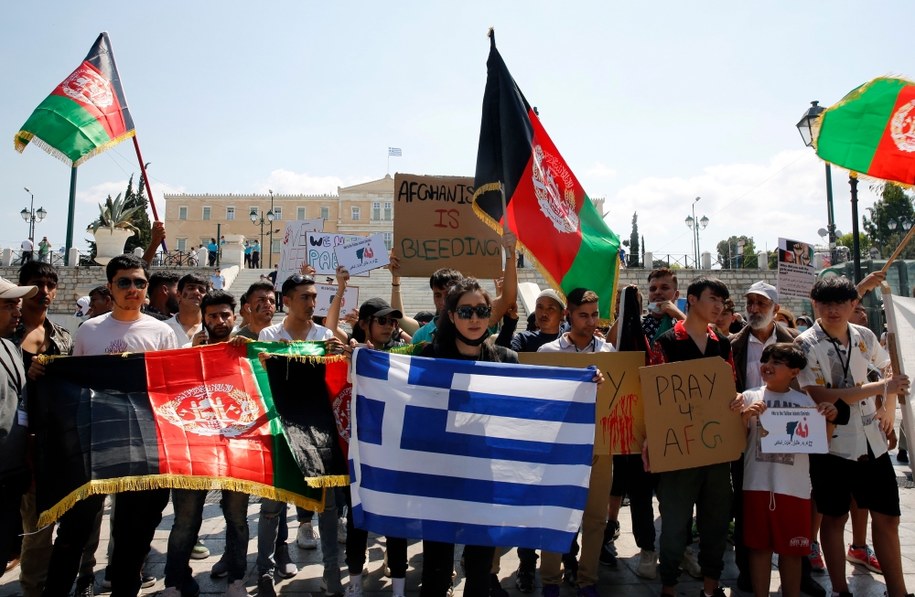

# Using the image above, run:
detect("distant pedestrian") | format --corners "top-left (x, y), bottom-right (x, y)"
top-left (38, 237), bottom-right (50, 263)
top-left (207, 238), bottom-right (218, 266)
top-left (20, 238), bottom-right (33, 264)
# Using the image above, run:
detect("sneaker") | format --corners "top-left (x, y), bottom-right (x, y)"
top-left (898, 449), bottom-right (909, 463)
top-left (490, 573), bottom-right (509, 597)
top-left (607, 519), bottom-right (621, 541)
top-left (514, 565), bottom-right (535, 594)
top-left (257, 574), bottom-right (277, 597)
top-left (225, 579), bottom-right (247, 597)
top-left (680, 548), bottom-right (702, 579)
top-left (191, 541), bottom-right (211, 560)
top-left (847, 544), bottom-right (882, 574)
top-left (577, 586), bottom-right (599, 597)
top-left (636, 549), bottom-right (658, 580)
top-left (76, 582), bottom-right (94, 597)
top-left (698, 588), bottom-right (726, 597)
top-left (211, 554), bottom-right (230, 578)
top-left (599, 538), bottom-right (617, 566)
top-left (297, 521), bottom-right (319, 549)
top-left (140, 573), bottom-right (156, 589)
top-left (344, 582), bottom-right (364, 597)
top-left (542, 585), bottom-right (561, 597)
top-left (338, 516), bottom-right (348, 544)
top-left (275, 542), bottom-right (298, 578)
top-left (808, 541), bottom-right (826, 572)
top-left (162, 589), bottom-right (182, 597)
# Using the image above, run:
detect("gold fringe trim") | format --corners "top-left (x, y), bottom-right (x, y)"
top-left (304, 474), bottom-right (349, 488)
top-left (261, 352), bottom-right (348, 365)
top-left (14, 129), bottom-right (136, 167)
top-left (36, 474), bottom-right (324, 527)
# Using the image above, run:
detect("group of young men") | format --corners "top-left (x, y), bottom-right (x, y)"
top-left (0, 235), bottom-right (911, 597)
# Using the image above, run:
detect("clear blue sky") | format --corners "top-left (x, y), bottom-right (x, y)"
top-left (2, 1), bottom-right (911, 263)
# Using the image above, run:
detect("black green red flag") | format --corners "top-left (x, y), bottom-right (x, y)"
top-left (31, 341), bottom-right (348, 526)
top-left (814, 77), bottom-right (915, 185)
top-left (472, 31), bottom-right (620, 320)
top-left (14, 32), bottom-right (135, 166)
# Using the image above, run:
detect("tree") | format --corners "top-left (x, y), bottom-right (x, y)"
top-left (714, 235), bottom-right (758, 269)
top-left (627, 212), bottom-right (640, 268)
top-left (86, 172), bottom-right (152, 259)
top-left (862, 182), bottom-right (915, 260)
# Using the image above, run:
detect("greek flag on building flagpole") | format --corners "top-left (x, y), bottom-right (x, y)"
top-left (388, 147), bottom-right (402, 156)
top-left (350, 348), bottom-right (597, 551)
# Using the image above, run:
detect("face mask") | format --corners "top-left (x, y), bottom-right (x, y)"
top-left (797, 325), bottom-right (808, 332)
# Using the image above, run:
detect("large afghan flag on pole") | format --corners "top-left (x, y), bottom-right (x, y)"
top-left (814, 76), bottom-right (915, 185)
top-left (31, 342), bottom-right (349, 526)
top-left (472, 30), bottom-right (620, 320)
top-left (14, 32), bottom-right (135, 166)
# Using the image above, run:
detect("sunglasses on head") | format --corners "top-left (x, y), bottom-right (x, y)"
top-left (115, 277), bottom-right (148, 290)
top-left (372, 315), bottom-right (398, 326)
top-left (288, 274), bottom-right (315, 285)
top-left (454, 305), bottom-right (492, 320)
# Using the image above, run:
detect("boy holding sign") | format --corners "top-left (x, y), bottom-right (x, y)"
top-left (730, 343), bottom-right (837, 597)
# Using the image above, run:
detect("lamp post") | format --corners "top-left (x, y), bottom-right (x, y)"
top-left (21, 187), bottom-right (47, 241)
top-left (268, 189), bottom-right (276, 268)
top-left (796, 101), bottom-right (838, 267)
top-left (250, 202), bottom-right (275, 268)
top-left (684, 196), bottom-right (708, 269)
top-left (737, 238), bottom-right (746, 269)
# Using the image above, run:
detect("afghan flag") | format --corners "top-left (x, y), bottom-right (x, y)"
top-left (814, 77), bottom-right (915, 185)
top-left (472, 31), bottom-right (620, 320)
top-left (14, 32), bottom-right (135, 166)
top-left (31, 341), bottom-right (349, 526)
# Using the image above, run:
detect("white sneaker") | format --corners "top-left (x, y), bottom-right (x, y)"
top-left (338, 516), bottom-right (347, 544)
top-left (344, 582), bottom-right (364, 597)
top-left (680, 547), bottom-right (702, 579)
top-left (224, 579), bottom-right (247, 597)
top-left (636, 549), bottom-right (658, 579)
top-left (297, 521), bottom-right (319, 549)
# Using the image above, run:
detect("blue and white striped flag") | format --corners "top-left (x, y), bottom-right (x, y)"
top-left (350, 348), bottom-right (597, 551)
top-left (388, 147), bottom-right (402, 157)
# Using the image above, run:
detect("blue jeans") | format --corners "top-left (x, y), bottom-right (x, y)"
top-left (258, 490), bottom-right (340, 580)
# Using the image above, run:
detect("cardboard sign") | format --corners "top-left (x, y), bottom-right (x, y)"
top-left (777, 237), bottom-right (816, 299)
top-left (334, 233), bottom-right (389, 276)
top-left (759, 408), bottom-right (828, 454)
top-left (519, 351), bottom-right (645, 456)
top-left (276, 219), bottom-right (326, 291)
top-left (314, 284), bottom-right (360, 318)
top-left (639, 357), bottom-right (744, 473)
top-left (392, 173), bottom-right (503, 278)
top-left (306, 232), bottom-right (368, 277)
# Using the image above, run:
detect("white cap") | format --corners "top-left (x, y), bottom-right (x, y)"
top-left (0, 277), bottom-right (37, 300)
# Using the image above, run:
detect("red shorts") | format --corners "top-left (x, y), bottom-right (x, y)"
top-left (742, 490), bottom-right (811, 557)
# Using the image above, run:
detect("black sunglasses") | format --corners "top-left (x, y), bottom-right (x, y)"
top-left (115, 277), bottom-right (148, 290)
top-left (372, 315), bottom-right (398, 326)
top-left (288, 274), bottom-right (315, 285)
top-left (454, 305), bottom-right (492, 320)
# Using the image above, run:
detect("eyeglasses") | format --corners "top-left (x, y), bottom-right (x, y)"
top-left (454, 305), bottom-right (492, 320)
top-left (115, 277), bottom-right (148, 290)
top-left (372, 315), bottom-right (398, 326)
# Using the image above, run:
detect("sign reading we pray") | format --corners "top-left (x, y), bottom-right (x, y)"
top-left (638, 357), bottom-right (743, 473)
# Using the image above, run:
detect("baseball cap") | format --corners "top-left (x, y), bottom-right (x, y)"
top-left (745, 281), bottom-right (778, 303)
top-left (536, 288), bottom-right (566, 310)
top-left (359, 297), bottom-right (403, 321)
top-left (0, 277), bottom-right (37, 300)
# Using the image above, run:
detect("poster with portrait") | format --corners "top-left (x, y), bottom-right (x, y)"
top-left (776, 237), bottom-right (816, 299)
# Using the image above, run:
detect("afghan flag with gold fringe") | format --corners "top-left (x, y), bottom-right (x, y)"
top-left (814, 76), bottom-right (915, 185)
top-left (14, 32), bottom-right (135, 166)
top-left (31, 341), bottom-right (349, 526)
top-left (472, 30), bottom-right (620, 320)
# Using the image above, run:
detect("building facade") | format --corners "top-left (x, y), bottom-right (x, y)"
top-left (163, 175), bottom-right (395, 265)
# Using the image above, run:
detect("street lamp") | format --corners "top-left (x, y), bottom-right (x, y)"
top-left (684, 196), bottom-right (708, 269)
top-left (250, 202), bottom-right (275, 269)
top-left (21, 187), bottom-right (47, 241)
top-left (267, 189), bottom-right (276, 268)
top-left (797, 100), bottom-right (861, 281)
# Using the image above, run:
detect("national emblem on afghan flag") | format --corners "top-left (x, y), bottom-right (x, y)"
top-left (814, 76), bottom-right (915, 185)
top-left (31, 342), bottom-right (350, 526)
top-left (14, 32), bottom-right (135, 166)
top-left (472, 31), bottom-right (620, 320)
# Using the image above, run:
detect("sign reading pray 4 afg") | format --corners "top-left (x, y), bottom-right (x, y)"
top-left (638, 357), bottom-right (743, 473)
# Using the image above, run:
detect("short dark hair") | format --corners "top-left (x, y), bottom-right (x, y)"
top-left (687, 276), bottom-right (729, 300)
top-left (178, 273), bottom-right (209, 292)
top-left (201, 290), bottom-right (236, 314)
top-left (149, 271), bottom-right (180, 293)
top-left (721, 298), bottom-right (736, 315)
top-left (88, 285), bottom-right (110, 299)
top-left (810, 277), bottom-right (858, 304)
top-left (429, 268), bottom-right (462, 291)
top-left (18, 261), bottom-right (58, 286)
top-left (647, 267), bottom-right (678, 286)
top-left (281, 274), bottom-right (316, 296)
top-left (106, 254), bottom-right (148, 282)
top-left (245, 281), bottom-right (275, 300)
top-left (566, 288), bottom-right (599, 309)
top-left (761, 342), bottom-right (807, 369)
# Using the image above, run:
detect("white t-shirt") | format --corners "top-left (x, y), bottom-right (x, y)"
top-left (258, 320), bottom-right (333, 342)
top-left (744, 330), bottom-right (777, 390)
top-left (537, 333), bottom-right (615, 353)
top-left (164, 314), bottom-right (203, 348)
top-left (742, 386), bottom-right (815, 499)
top-left (75, 312), bottom-right (180, 356)
top-left (21, 239), bottom-right (32, 251)
top-left (210, 274), bottom-right (225, 290)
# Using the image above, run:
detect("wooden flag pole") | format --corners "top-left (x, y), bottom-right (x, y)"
top-left (132, 137), bottom-right (167, 253)
top-left (879, 222), bottom-right (915, 275)
top-left (881, 282), bottom-right (914, 474)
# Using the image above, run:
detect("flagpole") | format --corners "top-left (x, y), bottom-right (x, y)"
top-left (881, 282), bottom-right (914, 474)
top-left (132, 137), bottom-right (167, 253)
top-left (65, 166), bottom-right (78, 266)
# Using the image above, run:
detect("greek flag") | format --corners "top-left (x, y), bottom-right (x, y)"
top-left (388, 146), bottom-right (402, 157)
top-left (350, 348), bottom-right (596, 551)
